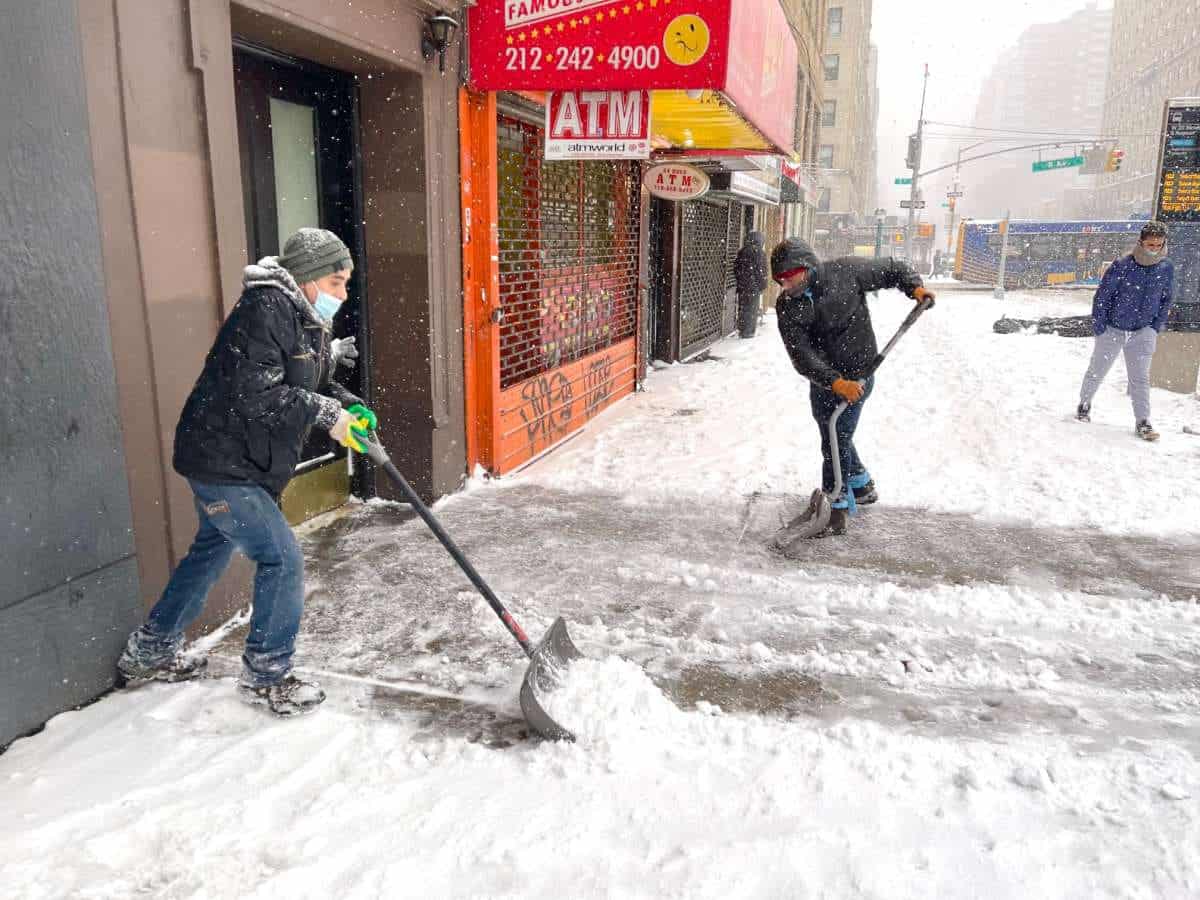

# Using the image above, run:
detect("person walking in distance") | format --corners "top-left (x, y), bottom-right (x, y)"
top-left (771, 238), bottom-right (934, 537)
top-left (116, 228), bottom-right (372, 716)
top-left (1076, 221), bottom-right (1174, 441)
top-left (735, 231), bottom-right (769, 339)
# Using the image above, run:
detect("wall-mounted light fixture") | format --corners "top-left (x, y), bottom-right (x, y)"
top-left (421, 13), bottom-right (459, 73)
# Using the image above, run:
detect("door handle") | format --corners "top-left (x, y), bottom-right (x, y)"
top-left (490, 307), bottom-right (505, 324)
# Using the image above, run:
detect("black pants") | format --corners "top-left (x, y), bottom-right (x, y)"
top-left (737, 291), bottom-right (760, 338)
top-left (809, 375), bottom-right (874, 497)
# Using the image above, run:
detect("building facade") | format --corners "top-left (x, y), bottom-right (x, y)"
top-left (814, 0), bottom-right (876, 256)
top-left (965, 2), bottom-right (1112, 221)
top-left (2, 0), bottom-right (467, 748)
top-left (1095, 0), bottom-right (1200, 217)
top-left (779, 0), bottom-right (828, 247)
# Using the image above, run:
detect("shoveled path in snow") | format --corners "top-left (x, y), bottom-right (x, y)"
top-left (4, 288), bottom-right (1199, 899)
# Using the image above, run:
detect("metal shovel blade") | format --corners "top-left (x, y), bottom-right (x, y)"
top-left (770, 488), bottom-right (832, 551)
top-left (518, 616), bottom-right (585, 742)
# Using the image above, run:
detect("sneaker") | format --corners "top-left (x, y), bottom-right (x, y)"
top-left (1076, 402), bottom-right (1091, 423)
top-left (116, 651), bottom-right (208, 687)
top-left (851, 479), bottom-right (878, 505)
top-left (1135, 420), bottom-right (1160, 442)
top-left (238, 674), bottom-right (326, 717)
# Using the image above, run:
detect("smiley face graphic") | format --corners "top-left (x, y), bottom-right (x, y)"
top-left (663, 14), bottom-right (711, 67)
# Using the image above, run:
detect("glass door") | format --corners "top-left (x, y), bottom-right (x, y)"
top-left (233, 43), bottom-right (364, 521)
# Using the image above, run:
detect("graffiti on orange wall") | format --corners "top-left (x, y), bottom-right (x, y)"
top-left (498, 337), bottom-right (637, 472)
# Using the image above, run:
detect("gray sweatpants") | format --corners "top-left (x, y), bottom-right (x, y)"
top-left (1079, 325), bottom-right (1158, 422)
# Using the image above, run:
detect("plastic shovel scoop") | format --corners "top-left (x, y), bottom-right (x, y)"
top-left (362, 430), bottom-right (583, 741)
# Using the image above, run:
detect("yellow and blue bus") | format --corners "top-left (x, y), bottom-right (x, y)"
top-left (954, 219), bottom-right (1145, 289)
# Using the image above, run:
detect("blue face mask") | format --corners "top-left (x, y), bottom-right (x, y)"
top-left (313, 291), bottom-right (342, 322)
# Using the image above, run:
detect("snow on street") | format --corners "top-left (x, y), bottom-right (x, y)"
top-left (3, 289), bottom-right (1199, 899)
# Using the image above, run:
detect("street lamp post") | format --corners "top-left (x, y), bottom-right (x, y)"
top-left (904, 65), bottom-right (930, 264)
top-left (874, 208), bottom-right (886, 259)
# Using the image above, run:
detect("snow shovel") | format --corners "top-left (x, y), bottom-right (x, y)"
top-left (772, 296), bottom-right (934, 548)
top-left (358, 428), bottom-right (583, 742)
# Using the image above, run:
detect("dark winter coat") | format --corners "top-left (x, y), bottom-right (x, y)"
top-left (776, 251), bottom-right (923, 387)
top-left (735, 233), bottom-right (769, 296)
top-left (173, 260), bottom-right (358, 498)
top-left (1091, 253), bottom-right (1174, 334)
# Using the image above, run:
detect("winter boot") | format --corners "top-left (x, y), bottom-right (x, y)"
top-left (825, 506), bottom-right (849, 536)
top-left (1135, 420), bottom-right (1160, 442)
top-left (1075, 402), bottom-right (1091, 423)
top-left (238, 674), bottom-right (326, 717)
top-left (116, 649), bottom-right (208, 687)
top-left (848, 472), bottom-right (877, 506)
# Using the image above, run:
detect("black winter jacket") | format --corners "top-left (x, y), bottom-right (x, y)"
top-left (776, 256), bottom-right (923, 387)
top-left (173, 261), bottom-right (357, 498)
top-left (735, 239), bottom-right (768, 296)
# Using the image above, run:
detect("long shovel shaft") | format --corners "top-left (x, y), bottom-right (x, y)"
top-left (374, 455), bottom-right (535, 658)
top-left (829, 297), bottom-right (933, 503)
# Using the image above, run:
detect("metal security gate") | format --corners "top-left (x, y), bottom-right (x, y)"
top-left (678, 199), bottom-right (738, 359)
top-left (496, 113), bottom-right (640, 389)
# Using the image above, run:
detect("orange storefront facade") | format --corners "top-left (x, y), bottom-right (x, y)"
top-left (462, 1), bottom-right (798, 474)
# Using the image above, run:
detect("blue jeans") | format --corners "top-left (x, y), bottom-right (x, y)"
top-left (126, 480), bottom-right (305, 686)
top-left (810, 376), bottom-right (874, 502)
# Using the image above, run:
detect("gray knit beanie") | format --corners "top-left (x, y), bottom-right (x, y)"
top-left (278, 228), bottom-right (353, 283)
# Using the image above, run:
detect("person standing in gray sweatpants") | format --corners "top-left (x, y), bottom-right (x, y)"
top-left (1076, 221), bottom-right (1174, 441)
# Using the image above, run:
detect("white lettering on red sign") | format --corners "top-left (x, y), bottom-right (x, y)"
top-left (545, 90), bottom-right (651, 160)
top-left (505, 0), bottom-right (619, 30)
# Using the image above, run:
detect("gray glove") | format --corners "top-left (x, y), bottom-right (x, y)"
top-left (330, 335), bottom-right (358, 370)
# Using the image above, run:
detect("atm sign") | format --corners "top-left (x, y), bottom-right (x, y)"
top-left (544, 89), bottom-right (651, 160)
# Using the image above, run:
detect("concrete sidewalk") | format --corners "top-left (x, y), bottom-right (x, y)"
top-left (214, 483), bottom-right (1200, 752)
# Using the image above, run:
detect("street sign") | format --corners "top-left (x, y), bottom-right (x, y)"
top-left (899, 199), bottom-right (925, 209)
top-left (894, 177), bottom-right (913, 185)
top-left (946, 190), bottom-right (963, 198)
top-left (1032, 155), bottom-right (1084, 173)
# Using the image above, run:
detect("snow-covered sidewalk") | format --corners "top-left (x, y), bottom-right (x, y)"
top-left (3, 289), bottom-right (1199, 899)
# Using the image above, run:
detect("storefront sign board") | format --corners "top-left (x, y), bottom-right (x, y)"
top-left (644, 162), bottom-right (709, 200)
top-left (544, 89), bottom-right (651, 159)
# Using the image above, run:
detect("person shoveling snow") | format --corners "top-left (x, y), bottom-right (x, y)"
top-left (769, 238), bottom-right (934, 541)
top-left (116, 228), bottom-right (371, 716)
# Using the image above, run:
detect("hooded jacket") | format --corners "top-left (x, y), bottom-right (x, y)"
top-left (735, 233), bottom-right (769, 296)
top-left (172, 260), bottom-right (359, 497)
top-left (774, 241), bottom-right (923, 387)
top-left (1091, 253), bottom-right (1174, 334)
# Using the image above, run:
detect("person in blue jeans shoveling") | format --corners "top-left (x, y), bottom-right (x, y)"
top-left (772, 238), bottom-right (934, 537)
top-left (117, 228), bottom-right (371, 716)
top-left (1076, 221), bottom-right (1174, 441)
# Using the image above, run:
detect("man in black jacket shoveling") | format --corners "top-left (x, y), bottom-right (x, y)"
top-left (116, 228), bottom-right (370, 715)
top-left (771, 238), bottom-right (933, 537)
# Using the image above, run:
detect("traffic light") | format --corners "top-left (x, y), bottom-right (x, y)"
top-left (1105, 149), bottom-right (1125, 173)
top-left (906, 134), bottom-right (921, 171)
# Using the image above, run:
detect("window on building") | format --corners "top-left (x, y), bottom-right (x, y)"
top-left (828, 7), bottom-right (843, 37)
top-left (823, 54), bottom-right (840, 81)
top-left (822, 100), bottom-right (837, 127)
top-left (818, 144), bottom-right (834, 169)
top-left (818, 188), bottom-right (832, 212)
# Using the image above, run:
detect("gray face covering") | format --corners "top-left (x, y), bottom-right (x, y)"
top-left (1133, 243), bottom-right (1165, 266)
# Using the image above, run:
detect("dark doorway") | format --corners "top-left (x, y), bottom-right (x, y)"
top-left (232, 43), bottom-right (369, 514)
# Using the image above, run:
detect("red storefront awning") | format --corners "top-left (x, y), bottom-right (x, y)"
top-left (467, 0), bottom-right (799, 155)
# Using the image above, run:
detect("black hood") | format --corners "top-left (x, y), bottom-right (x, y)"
top-left (770, 238), bottom-right (820, 280)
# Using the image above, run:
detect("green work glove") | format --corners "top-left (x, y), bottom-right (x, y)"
top-left (345, 403), bottom-right (377, 453)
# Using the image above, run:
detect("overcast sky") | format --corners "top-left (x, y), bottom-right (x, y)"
top-left (871, 0), bottom-right (1106, 215)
